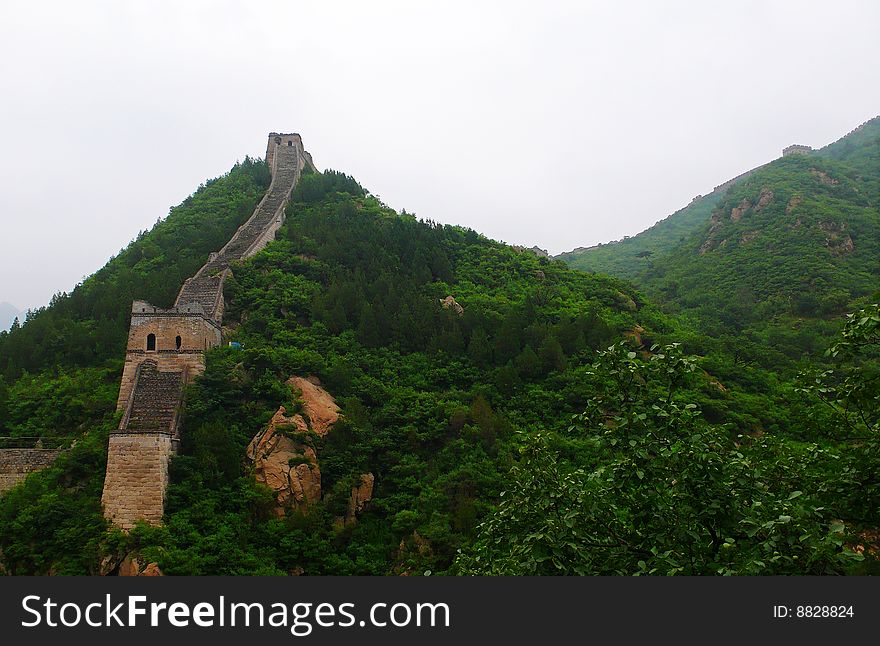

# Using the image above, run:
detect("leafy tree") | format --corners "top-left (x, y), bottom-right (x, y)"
top-left (457, 343), bottom-right (853, 574)
top-left (798, 304), bottom-right (880, 524)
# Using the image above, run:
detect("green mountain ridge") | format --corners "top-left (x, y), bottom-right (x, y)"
top-left (1, 128), bottom-right (878, 576)
top-left (559, 116), bottom-right (880, 366)
top-left (559, 116), bottom-right (880, 283)
top-left (556, 189), bottom-right (726, 281)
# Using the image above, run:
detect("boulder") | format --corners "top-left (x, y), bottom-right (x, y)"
top-left (348, 473), bottom-right (374, 520)
top-left (810, 168), bottom-right (839, 185)
top-left (247, 407), bottom-right (320, 515)
top-left (754, 187), bottom-right (773, 211)
top-left (730, 198), bottom-right (751, 222)
top-left (247, 377), bottom-right (340, 516)
top-left (288, 376), bottom-right (339, 437)
top-left (117, 556), bottom-right (163, 577)
top-left (440, 296), bottom-right (464, 315)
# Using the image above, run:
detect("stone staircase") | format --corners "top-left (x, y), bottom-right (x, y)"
top-left (121, 361), bottom-right (184, 435)
top-left (175, 274), bottom-right (225, 320)
top-left (174, 144), bottom-right (303, 320)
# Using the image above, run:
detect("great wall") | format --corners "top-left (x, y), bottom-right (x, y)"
top-left (99, 133), bottom-right (313, 529)
top-left (5, 119), bottom-right (878, 519)
top-left (0, 442), bottom-right (63, 495)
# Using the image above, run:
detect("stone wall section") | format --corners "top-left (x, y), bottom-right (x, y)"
top-left (101, 434), bottom-right (174, 530)
top-left (101, 133), bottom-right (311, 530)
top-left (0, 449), bottom-right (62, 494)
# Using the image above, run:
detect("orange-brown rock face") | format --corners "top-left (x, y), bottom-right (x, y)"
top-left (347, 473), bottom-right (375, 524)
top-left (246, 377), bottom-right (341, 516)
top-left (247, 408), bottom-right (320, 515)
top-left (334, 473), bottom-right (375, 529)
top-left (729, 198), bottom-right (751, 222)
top-left (117, 556), bottom-right (164, 576)
top-left (392, 531), bottom-right (434, 575)
top-left (289, 376), bottom-right (340, 437)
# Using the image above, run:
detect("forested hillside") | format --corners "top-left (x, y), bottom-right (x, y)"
top-left (1, 154), bottom-right (878, 575)
top-left (560, 118), bottom-right (880, 369)
top-left (647, 153), bottom-right (879, 363)
top-left (556, 190), bottom-right (725, 281)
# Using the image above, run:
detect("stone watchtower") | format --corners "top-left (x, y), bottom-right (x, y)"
top-left (101, 133), bottom-right (313, 529)
top-left (782, 144), bottom-right (813, 157)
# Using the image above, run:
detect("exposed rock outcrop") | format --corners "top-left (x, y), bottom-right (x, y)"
top-left (440, 296), bottom-right (464, 315)
top-left (700, 211), bottom-right (725, 254)
top-left (289, 376), bottom-right (340, 436)
top-left (101, 554), bottom-right (164, 576)
top-left (246, 377), bottom-right (340, 516)
top-left (119, 557), bottom-right (163, 577)
top-left (391, 531), bottom-right (434, 576)
top-left (754, 187), bottom-right (773, 211)
top-left (740, 230), bottom-right (759, 244)
top-left (810, 168), bottom-right (839, 186)
top-left (820, 221), bottom-right (854, 254)
top-left (346, 473), bottom-right (374, 525)
top-left (730, 198), bottom-right (751, 222)
top-left (785, 195), bottom-right (803, 214)
top-left (247, 407), bottom-right (320, 515)
top-left (624, 324), bottom-right (646, 346)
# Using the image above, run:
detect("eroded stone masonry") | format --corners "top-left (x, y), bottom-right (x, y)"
top-left (101, 133), bottom-right (313, 529)
top-left (0, 448), bottom-right (63, 494)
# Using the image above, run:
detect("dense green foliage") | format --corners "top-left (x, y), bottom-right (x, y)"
top-left (648, 155), bottom-right (879, 351)
top-left (0, 426), bottom-right (114, 574)
top-left (128, 173), bottom-right (665, 574)
top-left (457, 343), bottom-right (858, 574)
top-left (0, 121), bottom-right (878, 575)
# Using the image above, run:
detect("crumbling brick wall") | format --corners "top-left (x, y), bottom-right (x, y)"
top-left (0, 449), bottom-right (62, 494)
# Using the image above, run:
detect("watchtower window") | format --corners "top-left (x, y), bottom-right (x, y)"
top-left (287, 140), bottom-right (292, 146)
top-left (175, 335), bottom-right (182, 350)
top-left (274, 136), bottom-right (281, 144)
top-left (146, 333), bottom-right (156, 351)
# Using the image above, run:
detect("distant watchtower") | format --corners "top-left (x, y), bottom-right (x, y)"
top-left (267, 133), bottom-right (302, 174)
top-left (782, 144), bottom-right (813, 157)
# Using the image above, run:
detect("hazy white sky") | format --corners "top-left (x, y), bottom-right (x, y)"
top-left (1, 0), bottom-right (878, 312)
